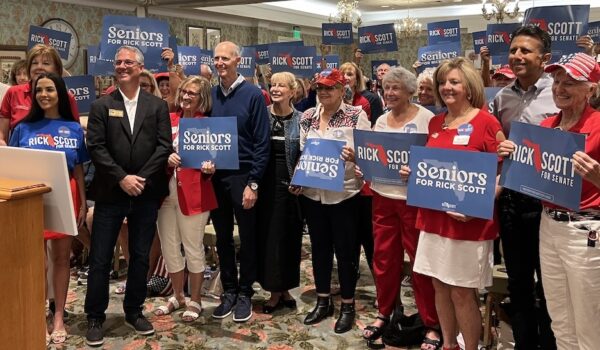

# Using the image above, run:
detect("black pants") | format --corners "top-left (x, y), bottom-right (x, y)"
top-left (301, 194), bottom-right (360, 300)
top-left (356, 195), bottom-right (374, 270)
top-left (85, 200), bottom-right (159, 321)
top-left (499, 189), bottom-right (556, 350)
top-left (211, 172), bottom-right (257, 297)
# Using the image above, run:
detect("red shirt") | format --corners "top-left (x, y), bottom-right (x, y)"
top-left (353, 92), bottom-right (371, 120)
top-left (541, 105), bottom-right (600, 211)
top-left (0, 82), bottom-right (80, 129)
top-left (416, 109), bottom-right (502, 241)
top-left (168, 112), bottom-right (218, 215)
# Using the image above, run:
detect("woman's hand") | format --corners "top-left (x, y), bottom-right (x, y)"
top-left (342, 145), bottom-right (355, 163)
top-left (77, 203), bottom-right (88, 228)
top-left (573, 151), bottom-right (600, 188)
top-left (399, 165), bottom-right (411, 182)
top-left (497, 140), bottom-right (516, 158)
top-left (201, 160), bottom-right (215, 175)
top-left (288, 185), bottom-right (303, 196)
top-left (354, 164), bottom-right (364, 178)
top-left (446, 211), bottom-right (473, 222)
top-left (168, 152), bottom-right (181, 168)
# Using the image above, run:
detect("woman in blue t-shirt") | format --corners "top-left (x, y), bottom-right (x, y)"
top-left (9, 72), bottom-right (89, 345)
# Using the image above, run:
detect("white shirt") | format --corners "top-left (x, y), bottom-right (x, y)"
top-left (370, 104), bottom-right (434, 200)
top-left (119, 86), bottom-right (141, 134)
top-left (219, 74), bottom-right (245, 97)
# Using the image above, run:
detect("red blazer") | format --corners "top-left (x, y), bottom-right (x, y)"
top-left (168, 112), bottom-right (217, 215)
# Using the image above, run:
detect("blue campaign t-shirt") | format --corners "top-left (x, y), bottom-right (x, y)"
top-left (9, 118), bottom-right (90, 172)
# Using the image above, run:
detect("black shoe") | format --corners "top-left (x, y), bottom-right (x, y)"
top-left (262, 298), bottom-right (283, 314)
top-left (233, 295), bottom-right (253, 322)
top-left (281, 296), bottom-right (297, 309)
top-left (125, 313), bottom-right (155, 336)
top-left (85, 319), bottom-right (104, 347)
top-left (304, 296), bottom-right (334, 325)
top-left (334, 301), bottom-right (356, 333)
top-left (212, 292), bottom-right (237, 319)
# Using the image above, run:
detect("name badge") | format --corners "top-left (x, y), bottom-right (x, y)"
top-left (453, 135), bottom-right (470, 145)
top-left (109, 109), bottom-right (124, 118)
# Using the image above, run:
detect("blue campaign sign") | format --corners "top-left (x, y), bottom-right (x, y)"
top-left (238, 47), bottom-right (256, 78)
top-left (99, 15), bottom-right (170, 72)
top-left (315, 55), bottom-right (340, 71)
top-left (417, 42), bottom-right (462, 69)
top-left (371, 60), bottom-right (397, 80)
top-left (472, 31), bottom-right (487, 54)
top-left (589, 21), bottom-right (600, 41)
top-left (491, 54), bottom-right (508, 66)
top-left (270, 45), bottom-right (316, 78)
top-left (427, 20), bottom-right (461, 45)
top-left (523, 5), bottom-right (589, 63)
top-left (499, 122), bottom-right (584, 210)
top-left (28, 25), bottom-right (71, 60)
top-left (64, 75), bottom-right (96, 115)
top-left (407, 146), bottom-right (498, 219)
top-left (322, 23), bottom-right (353, 45)
top-left (87, 45), bottom-right (115, 76)
top-left (253, 41), bottom-right (304, 65)
top-left (198, 49), bottom-right (214, 69)
top-left (177, 46), bottom-right (202, 76)
top-left (354, 130), bottom-right (427, 185)
top-left (358, 24), bottom-right (398, 54)
top-left (485, 87), bottom-right (501, 104)
top-left (486, 23), bottom-right (520, 57)
top-left (291, 138), bottom-right (345, 192)
top-left (178, 117), bottom-right (239, 170)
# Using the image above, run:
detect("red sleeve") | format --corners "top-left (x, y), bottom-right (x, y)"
top-left (261, 89), bottom-right (271, 106)
top-left (482, 114), bottom-right (502, 153)
top-left (0, 86), bottom-right (14, 119)
top-left (361, 97), bottom-right (371, 120)
top-left (68, 92), bottom-right (80, 121)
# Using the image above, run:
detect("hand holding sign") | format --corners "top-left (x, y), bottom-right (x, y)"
top-left (497, 139), bottom-right (516, 158)
top-left (572, 151), bottom-right (600, 189)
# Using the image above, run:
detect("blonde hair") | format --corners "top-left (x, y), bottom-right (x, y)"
top-left (139, 69), bottom-right (161, 98)
top-left (271, 72), bottom-right (298, 105)
top-left (176, 76), bottom-right (212, 114)
top-left (26, 44), bottom-right (63, 77)
top-left (433, 57), bottom-right (485, 108)
top-left (340, 62), bottom-right (366, 91)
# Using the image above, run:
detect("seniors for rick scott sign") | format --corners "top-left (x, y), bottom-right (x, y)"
top-left (178, 117), bottom-right (239, 170)
top-left (291, 138), bottom-right (345, 192)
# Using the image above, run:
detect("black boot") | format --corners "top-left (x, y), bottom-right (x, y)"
top-left (334, 301), bottom-right (355, 333)
top-left (304, 296), bottom-right (334, 325)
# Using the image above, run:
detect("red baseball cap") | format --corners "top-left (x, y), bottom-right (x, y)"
top-left (492, 65), bottom-right (516, 80)
top-left (315, 68), bottom-right (346, 87)
top-left (154, 72), bottom-right (169, 82)
top-left (544, 53), bottom-right (600, 83)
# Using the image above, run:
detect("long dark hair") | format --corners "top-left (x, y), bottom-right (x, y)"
top-left (24, 72), bottom-right (75, 123)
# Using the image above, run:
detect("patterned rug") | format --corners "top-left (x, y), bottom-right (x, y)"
top-left (49, 236), bottom-right (429, 350)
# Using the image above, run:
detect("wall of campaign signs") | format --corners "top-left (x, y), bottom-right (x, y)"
top-left (1, 0), bottom-right (476, 79)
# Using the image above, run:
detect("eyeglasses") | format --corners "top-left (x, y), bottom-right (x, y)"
top-left (139, 83), bottom-right (151, 88)
top-left (316, 85), bottom-right (336, 91)
top-left (181, 89), bottom-right (200, 98)
top-left (114, 59), bottom-right (139, 67)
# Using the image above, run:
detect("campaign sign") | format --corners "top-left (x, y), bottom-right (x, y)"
top-left (28, 25), bottom-right (71, 60)
top-left (354, 130), bottom-right (427, 185)
top-left (99, 15), bottom-right (169, 72)
top-left (87, 45), bottom-right (115, 76)
top-left (315, 55), bottom-right (340, 71)
top-left (291, 138), bottom-right (345, 191)
top-left (491, 54), bottom-right (508, 66)
top-left (371, 60), bottom-right (397, 80)
top-left (417, 42), bottom-right (462, 69)
top-left (486, 23), bottom-right (520, 57)
top-left (238, 47), bottom-right (256, 78)
top-left (472, 31), bottom-right (487, 54)
top-left (407, 146), bottom-right (498, 219)
top-left (523, 5), bottom-right (589, 63)
top-left (589, 21), bottom-right (600, 41)
top-left (177, 46), bottom-right (202, 76)
top-left (358, 24), bottom-right (398, 54)
top-left (485, 87), bottom-right (502, 105)
top-left (253, 41), bottom-right (304, 65)
top-left (270, 45), bottom-right (316, 78)
top-left (178, 117), bottom-right (239, 170)
top-left (499, 122), bottom-right (584, 210)
top-left (64, 76), bottom-right (95, 115)
top-left (198, 49), bottom-right (214, 68)
top-left (427, 20), bottom-right (461, 45)
top-left (322, 23), bottom-right (353, 45)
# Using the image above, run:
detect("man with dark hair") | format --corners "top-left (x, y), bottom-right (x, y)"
top-left (84, 45), bottom-right (172, 346)
top-left (490, 25), bottom-right (557, 350)
top-left (209, 41), bottom-right (270, 323)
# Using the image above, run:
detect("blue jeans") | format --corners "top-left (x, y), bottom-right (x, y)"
top-left (84, 200), bottom-right (159, 321)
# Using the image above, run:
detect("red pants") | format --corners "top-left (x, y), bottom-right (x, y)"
top-left (372, 192), bottom-right (438, 327)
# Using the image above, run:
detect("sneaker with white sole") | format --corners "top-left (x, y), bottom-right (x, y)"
top-left (212, 292), bottom-right (237, 319)
top-left (125, 313), bottom-right (155, 336)
top-left (233, 295), bottom-right (253, 322)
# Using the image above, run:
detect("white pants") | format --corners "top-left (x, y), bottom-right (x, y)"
top-left (540, 211), bottom-right (600, 350)
top-left (157, 178), bottom-right (209, 274)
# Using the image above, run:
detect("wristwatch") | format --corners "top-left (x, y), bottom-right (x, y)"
top-left (248, 182), bottom-right (259, 191)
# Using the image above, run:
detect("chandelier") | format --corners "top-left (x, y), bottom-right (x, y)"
top-left (395, 1), bottom-right (422, 38)
top-left (328, 0), bottom-right (362, 29)
top-left (481, 0), bottom-right (520, 23)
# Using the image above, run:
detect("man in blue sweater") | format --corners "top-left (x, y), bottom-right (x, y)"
top-left (210, 41), bottom-right (270, 322)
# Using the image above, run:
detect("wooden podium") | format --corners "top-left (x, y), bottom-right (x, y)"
top-left (0, 178), bottom-right (51, 349)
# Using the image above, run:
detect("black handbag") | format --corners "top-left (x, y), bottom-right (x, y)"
top-left (381, 312), bottom-right (426, 347)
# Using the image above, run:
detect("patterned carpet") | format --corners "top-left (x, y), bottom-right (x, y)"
top-left (49, 236), bottom-right (434, 350)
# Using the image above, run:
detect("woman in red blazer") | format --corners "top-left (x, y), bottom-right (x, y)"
top-left (154, 76), bottom-right (217, 322)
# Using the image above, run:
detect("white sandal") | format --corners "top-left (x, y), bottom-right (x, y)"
top-left (182, 300), bottom-right (202, 322)
top-left (153, 296), bottom-right (183, 316)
